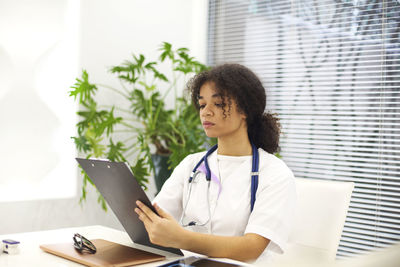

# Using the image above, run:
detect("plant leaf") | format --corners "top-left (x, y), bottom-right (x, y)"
top-left (107, 138), bottom-right (127, 162)
top-left (69, 70), bottom-right (97, 103)
top-left (159, 42), bottom-right (174, 62)
top-left (131, 158), bottom-right (149, 190)
top-left (96, 107), bottom-right (123, 137)
top-left (71, 136), bottom-right (91, 153)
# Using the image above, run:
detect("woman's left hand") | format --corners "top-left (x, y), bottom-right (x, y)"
top-left (135, 201), bottom-right (186, 248)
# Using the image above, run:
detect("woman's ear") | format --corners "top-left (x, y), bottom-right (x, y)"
top-left (240, 111), bottom-right (247, 120)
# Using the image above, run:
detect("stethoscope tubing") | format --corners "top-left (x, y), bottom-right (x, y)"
top-left (181, 143), bottom-right (260, 228)
top-left (181, 173), bottom-right (212, 227)
top-left (250, 143), bottom-right (260, 212)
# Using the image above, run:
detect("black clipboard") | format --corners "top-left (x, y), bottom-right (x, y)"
top-left (76, 158), bottom-right (184, 256)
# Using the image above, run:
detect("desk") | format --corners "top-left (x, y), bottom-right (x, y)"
top-left (0, 225), bottom-right (248, 267)
top-left (5, 226), bottom-right (398, 267)
top-left (0, 225), bottom-right (183, 266)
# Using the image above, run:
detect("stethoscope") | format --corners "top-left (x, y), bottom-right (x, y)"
top-left (179, 143), bottom-right (260, 228)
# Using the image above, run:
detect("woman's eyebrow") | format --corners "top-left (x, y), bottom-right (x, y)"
top-left (198, 93), bottom-right (222, 99)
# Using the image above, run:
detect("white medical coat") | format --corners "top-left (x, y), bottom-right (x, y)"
top-left (153, 148), bottom-right (296, 262)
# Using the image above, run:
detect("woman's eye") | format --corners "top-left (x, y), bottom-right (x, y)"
top-left (199, 104), bottom-right (206, 109)
top-left (215, 103), bottom-right (224, 108)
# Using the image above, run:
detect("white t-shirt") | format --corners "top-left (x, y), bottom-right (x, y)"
top-left (153, 148), bottom-right (296, 262)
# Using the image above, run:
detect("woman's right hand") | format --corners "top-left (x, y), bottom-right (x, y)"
top-left (135, 201), bottom-right (188, 248)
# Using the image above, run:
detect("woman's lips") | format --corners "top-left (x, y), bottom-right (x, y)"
top-left (202, 121), bottom-right (215, 128)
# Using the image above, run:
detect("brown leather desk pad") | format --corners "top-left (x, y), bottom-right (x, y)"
top-left (40, 239), bottom-right (165, 267)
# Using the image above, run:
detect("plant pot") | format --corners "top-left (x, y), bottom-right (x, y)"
top-left (151, 154), bottom-right (173, 193)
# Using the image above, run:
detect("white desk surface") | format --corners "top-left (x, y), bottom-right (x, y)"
top-left (3, 225), bottom-right (398, 267)
top-left (0, 225), bottom-right (184, 266)
top-left (0, 225), bottom-right (248, 267)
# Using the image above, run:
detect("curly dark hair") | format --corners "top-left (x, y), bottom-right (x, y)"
top-left (187, 63), bottom-right (281, 154)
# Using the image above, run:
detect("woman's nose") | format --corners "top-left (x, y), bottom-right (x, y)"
top-left (201, 105), bottom-right (213, 117)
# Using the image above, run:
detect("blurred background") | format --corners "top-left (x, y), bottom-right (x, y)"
top-left (0, 0), bottom-right (208, 233)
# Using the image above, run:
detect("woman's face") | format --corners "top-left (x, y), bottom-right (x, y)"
top-left (198, 82), bottom-right (247, 140)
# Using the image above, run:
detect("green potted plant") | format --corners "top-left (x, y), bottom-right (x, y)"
top-left (69, 42), bottom-right (214, 210)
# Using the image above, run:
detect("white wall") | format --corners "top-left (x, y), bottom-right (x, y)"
top-left (78, 0), bottom-right (208, 201)
top-left (0, 0), bottom-right (208, 235)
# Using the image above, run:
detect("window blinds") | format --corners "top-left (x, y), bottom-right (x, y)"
top-left (208, 0), bottom-right (400, 258)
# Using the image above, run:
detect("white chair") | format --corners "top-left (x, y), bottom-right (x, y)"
top-left (273, 178), bottom-right (354, 265)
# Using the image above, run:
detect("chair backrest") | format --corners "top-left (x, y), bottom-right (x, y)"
top-left (284, 178), bottom-right (354, 262)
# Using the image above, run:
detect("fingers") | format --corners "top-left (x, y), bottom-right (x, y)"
top-left (135, 202), bottom-right (181, 248)
top-left (136, 201), bottom-right (159, 222)
top-left (134, 207), bottom-right (151, 224)
top-left (153, 203), bottom-right (173, 220)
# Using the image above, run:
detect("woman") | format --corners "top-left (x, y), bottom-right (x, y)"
top-left (135, 64), bottom-right (296, 263)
